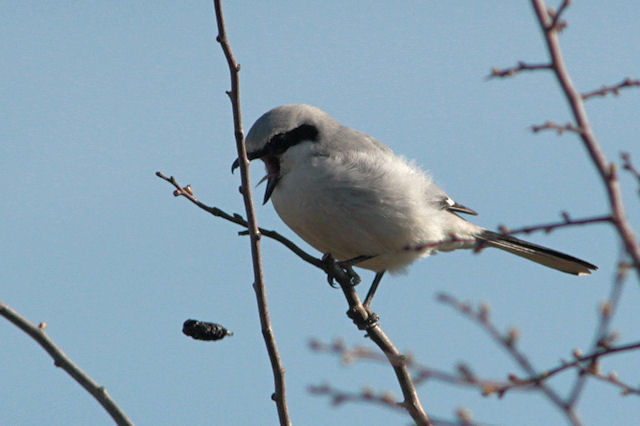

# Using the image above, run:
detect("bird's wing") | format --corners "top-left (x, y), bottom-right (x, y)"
top-left (432, 193), bottom-right (478, 216)
top-left (438, 196), bottom-right (478, 215)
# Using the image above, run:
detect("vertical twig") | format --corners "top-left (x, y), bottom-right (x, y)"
top-left (212, 1), bottom-right (291, 425)
top-left (0, 302), bottom-right (133, 426)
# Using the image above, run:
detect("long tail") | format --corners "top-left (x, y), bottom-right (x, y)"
top-left (477, 231), bottom-right (597, 276)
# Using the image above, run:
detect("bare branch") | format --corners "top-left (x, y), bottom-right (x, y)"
top-left (530, 120), bottom-right (584, 135)
top-left (487, 61), bottom-right (551, 79)
top-left (438, 278), bottom-right (639, 418)
top-left (211, 2), bottom-right (290, 424)
top-left (308, 383), bottom-right (405, 413)
top-left (495, 338), bottom-right (640, 396)
top-left (0, 301), bottom-right (133, 426)
top-left (498, 212), bottom-right (612, 236)
top-left (309, 339), bottom-right (526, 397)
top-left (308, 383), bottom-right (478, 426)
top-left (529, 0), bottom-right (640, 281)
top-left (567, 256), bottom-right (627, 406)
top-left (621, 152), bottom-right (640, 196)
top-left (309, 333), bottom-right (640, 401)
top-left (489, 4), bottom-right (640, 416)
top-left (436, 293), bottom-right (580, 424)
top-left (155, 172), bottom-right (323, 269)
top-left (319, 258), bottom-right (432, 425)
top-left (582, 78), bottom-right (640, 100)
top-left (588, 369), bottom-right (640, 397)
top-left (546, 0), bottom-right (571, 32)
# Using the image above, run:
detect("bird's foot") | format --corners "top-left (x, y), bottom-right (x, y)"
top-left (322, 253), bottom-right (361, 288)
top-left (338, 263), bottom-right (361, 286)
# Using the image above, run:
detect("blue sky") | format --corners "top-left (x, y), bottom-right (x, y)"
top-left (2, 1), bottom-right (639, 425)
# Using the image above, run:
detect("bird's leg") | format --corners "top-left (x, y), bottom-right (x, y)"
top-left (321, 254), bottom-right (381, 329)
top-left (351, 271), bottom-right (385, 329)
top-left (337, 254), bottom-right (375, 286)
top-left (363, 271), bottom-right (386, 310)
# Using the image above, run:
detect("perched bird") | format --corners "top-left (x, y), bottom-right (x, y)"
top-left (233, 104), bottom-right (596, 306)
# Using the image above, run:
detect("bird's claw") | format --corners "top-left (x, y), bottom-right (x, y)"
top-left (339, 264), bottom-right (361, 286)
top-left (326, 275), bottom-right (340, 288)
top-left (322, 254), bottom-right (361, 288)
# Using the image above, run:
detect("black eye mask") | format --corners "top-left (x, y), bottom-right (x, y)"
top-left (264, 123), bottom-right (319, 157)
top-left (231, 123), bottom-right (319, 173)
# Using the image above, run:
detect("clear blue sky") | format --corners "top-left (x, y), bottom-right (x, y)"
top-left (2, 2), bottom-right (639, 425)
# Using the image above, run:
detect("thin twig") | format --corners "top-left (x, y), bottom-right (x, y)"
top-left (436, 293), bottom-right (578, 423)
top-left (487, 61), bottom-right (551, 79)
top-left (567, 257), bottom-right (627, 406)
top-left (212, 2), bottom-right (290, 424)
top-left (309, 334), bottom-right (640, 400)
top-left (530, 120), bottom-right (584, 135)
top-left (307, 383), bottom-right (478, 426)
top-left (546, 0), bottom-right (571, 31)
top-left (621, 152), bottom-right (640, 196)
top-left (309, 339), bottom-right (523, 396)
top-left (582, 78), bottom-right (640, 100)
top-left (155, 172), bottom-right (323, 269)
top-left (516, 340), bottom-right (640, 390)
top-left (0, 301), bottom-right (133, 426)
top-left (308, 383), bottom-right (405, 413)
top-left (588, 369), bottom-right (640, 396)
top-left (498, 213), bottom-right (612, 236)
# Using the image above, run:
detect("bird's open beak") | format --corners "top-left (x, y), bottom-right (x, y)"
top-left (231, 158), bottom-right (240, 173)
top-left (231, 149), bottom-right (263, 173)
top-left (261, 173), bottom-right (279, 205)
top-left (230, 150), bottom-right (279, 205)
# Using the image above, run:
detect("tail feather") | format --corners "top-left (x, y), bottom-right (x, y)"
top-left (478, 231), bottom-right (597, 276)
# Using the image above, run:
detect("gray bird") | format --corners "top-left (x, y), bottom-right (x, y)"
top-left (234, 104), bottom-right (596, 306)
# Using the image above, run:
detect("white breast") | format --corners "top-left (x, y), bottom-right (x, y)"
top-left (269, 146), bottom-right (481, 272)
